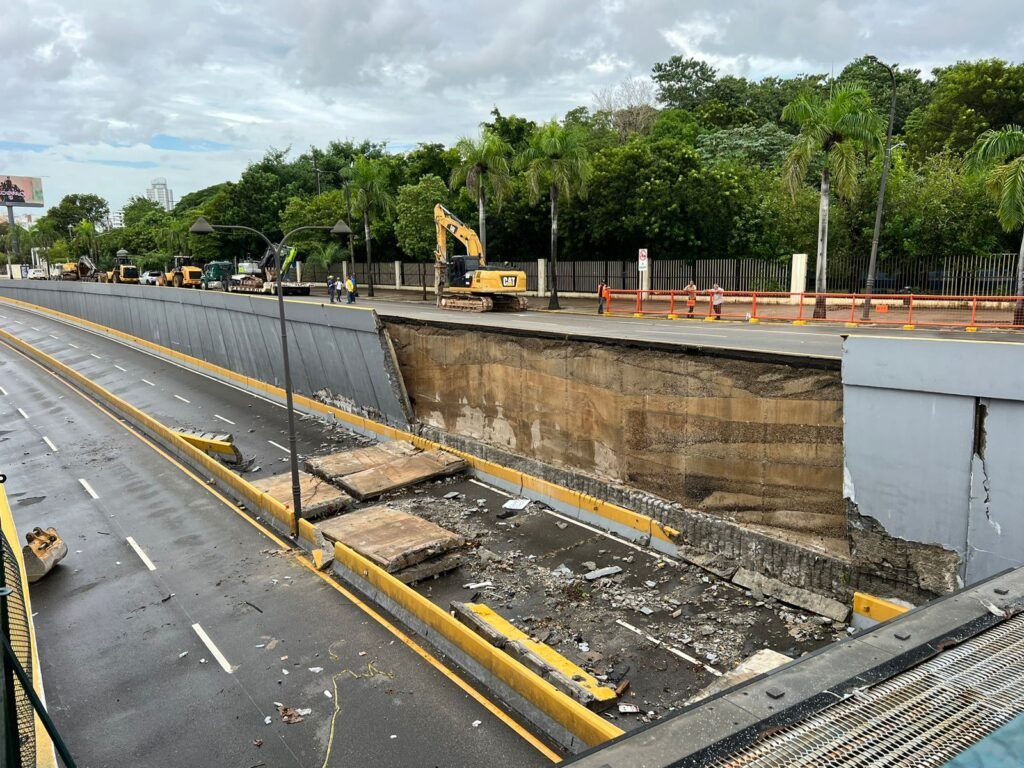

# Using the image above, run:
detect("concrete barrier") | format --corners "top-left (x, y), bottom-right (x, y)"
top-left (0, 325), bottom-right (622, 753)
top-left (0, 280), bottom-right (412, 426)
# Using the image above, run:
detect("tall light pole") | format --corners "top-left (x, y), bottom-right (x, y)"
top-left (862, 55), bottom-right (898, 319)
top-left (190, 216), bottom-right (352, 535)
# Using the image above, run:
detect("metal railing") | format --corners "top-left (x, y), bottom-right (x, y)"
top-left (605, 290), bottom-right (1024, 330)
top-left (1, 481), bottom-right (76, 767)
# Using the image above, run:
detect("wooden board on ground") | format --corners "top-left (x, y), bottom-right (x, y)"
top-left (317, 505), bottom-right (465, 573)
top-left (250, 470), bottom-right (352, 518)
top-left (339, 449), bottom-right (468, 501)
top-left (304, 441), bottom-right (420, 482)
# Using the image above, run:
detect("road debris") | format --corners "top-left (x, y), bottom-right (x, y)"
top-left (585, 566), bottom-right (623, 581)
top-left (277, 705), bottom-right (305, 724)
top-left (502, 498), bottom-right (530, 511)
top-left (178, 651), bottom-right (188, 659)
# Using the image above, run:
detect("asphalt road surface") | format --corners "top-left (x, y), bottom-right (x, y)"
top-left (0, 304), bottom-right (553, 767)
top-left (286, 289), bottom-right (1016, 361)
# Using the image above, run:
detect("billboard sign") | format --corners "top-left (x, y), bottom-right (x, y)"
top-left (0, 175), bottom-right (44, 207)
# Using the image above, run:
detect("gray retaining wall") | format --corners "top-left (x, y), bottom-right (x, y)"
top-left (0, 281), bottom-right (412, 426)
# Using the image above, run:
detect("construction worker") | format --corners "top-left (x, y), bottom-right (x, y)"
top-left (345, 275), bottom-right (357, 304)
top-left (597, 282), bottom-right (607, 314)
top-left (327, 275), bottom-right (336, 303)
top-left (685, 279), bottom-right (697, 317)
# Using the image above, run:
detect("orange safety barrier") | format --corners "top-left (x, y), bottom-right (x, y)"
top-left (604, 289), bottom-right (1024, 331)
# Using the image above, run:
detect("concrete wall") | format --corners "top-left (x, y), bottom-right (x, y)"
top-left (843, 336), bottom-right (1024, 592)
top-left (0, 281), bottom-right (412, 425)
top-left (386, 322), bottom-right (845, 531)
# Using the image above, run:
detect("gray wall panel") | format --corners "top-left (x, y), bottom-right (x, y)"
top-left (0, 281), bottom-right (411, 425)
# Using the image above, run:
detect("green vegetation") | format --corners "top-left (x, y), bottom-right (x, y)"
top-left (9, 55), bottom-right (1024, 290)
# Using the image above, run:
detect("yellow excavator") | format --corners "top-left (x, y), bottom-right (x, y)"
top-left (434, 204), bottom-right (528, 312)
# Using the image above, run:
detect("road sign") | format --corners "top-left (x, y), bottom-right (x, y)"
top-left (638, 248), bottom-right (648, 272)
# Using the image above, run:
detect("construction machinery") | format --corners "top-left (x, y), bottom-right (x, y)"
top-left (227, 248), bottom-right (314, 296)
top-left (200, 260), bottom-right (234, 290)
top-left (158, 255), bottom-right (203, 288)
top-left (101, 251), bottom-right (140, 284)
top-left (60, 255), bottom-right (100, 281)
top-left (434, 204), bottom-right (527, 312)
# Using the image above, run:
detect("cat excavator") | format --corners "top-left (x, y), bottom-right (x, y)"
top-left (434, 204), bottom-right (528, 312)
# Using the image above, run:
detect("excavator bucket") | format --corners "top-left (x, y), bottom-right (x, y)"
top-left (23, 527), bottom-right (68, 583)
top-left (174, 428), bottom-right (244, 464)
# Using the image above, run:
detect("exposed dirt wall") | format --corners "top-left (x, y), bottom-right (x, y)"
top-left (385, 322), bottom-right (845, 527)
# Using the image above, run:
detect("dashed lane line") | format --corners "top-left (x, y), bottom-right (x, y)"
top-left (90, 353), bottom-right (102, 359)
top-left (267, 440), bottom-right (290, 453)
top-left (78, 478), bottom-right (99, 499)
top-left (191, 624), bottom-right (234, 674)
top-left (126, 536), bottom-right (157, 571)
top-left (141, 379), bottom-right (155, 386)
top-left (42, 436), bottom-right (58, 452)
top-left (68, 342), bottom-right (79, 349)
top-left (0, 385), bottom-right (7, 396)
top-left (174, 394), bottom-right (191, 403)
top-left (17, 407), bottom-right (29, 419)
top-left (114, 364), bottom-right (127, 372)
top-left (213, 414), bottom-right (235, 425)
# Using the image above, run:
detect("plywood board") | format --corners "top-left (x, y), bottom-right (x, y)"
top-left (317, 505), bottom-right (464, 572)
top-left (304, 441), bottom-right (420, 482)
top-left (339, 449), bottom-right (467, 500)
top-left (250, 470), bottom-right (351, 517)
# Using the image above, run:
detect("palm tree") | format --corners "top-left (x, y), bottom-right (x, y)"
top-left (451, 129), bottom-right (512, 259)
top-left (518, 121), bottom-right (593, 310)
top-left (349, 156), bottom-right (395, 297)
top-left (965, 125), bottom-right (1024, 324)
top-left (783, 85), bottom-right (883, 317)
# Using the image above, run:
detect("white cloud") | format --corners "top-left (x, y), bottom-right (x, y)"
top-left (2, 0), bottom-right (1022, 213)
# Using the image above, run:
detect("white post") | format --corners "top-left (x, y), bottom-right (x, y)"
top-left (296, 262), bottom-right (302, 283)
top-left (342, 261), bottom-right (349, 282)
top-left (641, 262), bottom-right (651, 292)
top-left (394, 260), bottom-right (402, 289)
top-left (790, 253), bottom-right (807, 305)
top-left (537, 258), bottom-right (547, 296)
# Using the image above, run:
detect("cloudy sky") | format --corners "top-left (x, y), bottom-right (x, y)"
top-left (3, 0), bottom-right (1021, 215)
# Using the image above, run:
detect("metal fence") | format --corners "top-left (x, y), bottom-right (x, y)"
top-left (819, 252), bottom-right (1019, 295)
top-left (2, 498), bottom-right (35, 766)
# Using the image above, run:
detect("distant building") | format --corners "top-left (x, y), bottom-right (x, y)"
top-left (146, 178), bottom-right (175, 211)
top-left (13, 213), bottom-right (38, 228)
top-left (107, 210), bottom-right (125, 229)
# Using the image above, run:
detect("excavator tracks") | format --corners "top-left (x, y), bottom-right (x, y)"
top-left (439, 295), bottom-right (529, 312)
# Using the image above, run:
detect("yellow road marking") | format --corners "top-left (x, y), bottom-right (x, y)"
top-left (0, 331), bottom-right (562, 763)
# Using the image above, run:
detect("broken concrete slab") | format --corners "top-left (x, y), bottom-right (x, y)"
top-left (250, 471), bottom-right (351, 518)
top-left (584, 566), bottom-right (623, 582)
top-left (686, 648), bottom-right (792, 704)
top-left (339, 449), bottom-right (468, 501)
top-left (732, 568), bottom-right (848, 622)
top-left (304, 441), bottom-right (420, 482)
top-left (317, 505), bottom-right (464, 573)
top-left (393, 551), bottom-right (464, 584)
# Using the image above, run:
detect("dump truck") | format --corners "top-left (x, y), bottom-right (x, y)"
top-left (158, 255), bottom-right (203, 288)
top-left (434, 204), bottom-right (528, 312)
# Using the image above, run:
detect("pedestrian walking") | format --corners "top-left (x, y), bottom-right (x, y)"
top-left (345, 276), bottom-right (357, 304)
top-left (711, 283), bottom-right (724, 318)
top-left (684, 279), bottom-right (697, 317)
top-left (327, 275), bottom-right (336, 303)
top-left (597, 281), bottom-right (607, 314)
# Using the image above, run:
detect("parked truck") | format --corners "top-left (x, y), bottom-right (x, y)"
top-left (226, 248), bottom-right (314, 295)
top-left (200, 260), bottom-right (233, 290)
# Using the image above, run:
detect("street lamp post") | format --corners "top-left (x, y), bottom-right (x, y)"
top-left (190, 216), bottom-right (352, 535)
top-left (862, 55), bottom-right (898, 319)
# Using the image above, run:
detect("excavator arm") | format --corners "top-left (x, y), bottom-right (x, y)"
top-left (434, 204), bottom-right (484, 266)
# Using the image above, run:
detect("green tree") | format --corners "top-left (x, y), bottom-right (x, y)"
top-left (451, 129), bottom-right (512, 258)
top-left (697, 124), bottom-right (796, 169)
top-left (837, 56), bottom-right (932, 135)
top-left (784, 85), bottom-right (883, 313)
top-left (651, 56), bottom-right (717, 110)
top-left (349, 156), bottom-right (396, 296)
top-left (906, 60), bottom-right (1024, 157)
top-left (395, 174), bottom-right (449, 261)
top-left (40, 193), bottom-right (110, 237)
top-left (966, 125), bottom-right (1024, 308)
top-left (482, 109), bottom-right (537, 153)
top-left (518, 120), bottom-right (593, 309)
top-left (122, 196), bottom-right (166, 228)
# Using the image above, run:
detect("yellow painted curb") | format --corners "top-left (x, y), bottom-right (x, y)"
top-left (966, 326), bottom-right (978, 333)
top-left (844, 322), bottom-right (858, 328)
top-left (703, 316), bottom-right (717, 322)
top-left (792, 320), bottom-right (808, 326)
top-left (748, 318), bottom-right (760, 324)
top-left (903, 324), bottom-right (916, 330)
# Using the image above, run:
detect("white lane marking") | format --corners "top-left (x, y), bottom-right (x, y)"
top-left (192, 624), bottom-right (234, 674)
top-left (49, 334), bottom-right (60, 340)
top-left (31, 326), bottom-right (41, 331)
top-left (42, 436), bottom-right (58, 452)
top-left (14, 320), bottom-right (23, 324)
top-left (90, 353), bottom-right (102, 359)
top-left (469, 478), bottom-right (512, 498)
top-left (268, 440), bottom-right (290, 453)
top-left (114, 364), bottom-right (127, 372)
top-left (68, 343), bottom-right (79, 349)
top-left (214, 414), bottom-right (235, 425)
top-left (141, 379), bottom-right (155, 386)
top-left (174, 394), bottom-right (191, 403)
top-left (0, 386), bottom-right (6, 396)
top-left (17, 408), bottom-right (29, 419)
top-left (126, 536), bottom-right (157, 571)
top-left (78, 478), bottom-right (99, 499)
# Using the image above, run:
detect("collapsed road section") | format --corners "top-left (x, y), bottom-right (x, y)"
top-left (0, 304), bottom-right (849, 755)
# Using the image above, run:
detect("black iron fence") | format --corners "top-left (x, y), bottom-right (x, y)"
top-left (817, 252), bottom-right (1019, 295)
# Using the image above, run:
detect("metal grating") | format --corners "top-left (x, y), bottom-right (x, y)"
top-left (710, 613), bottom-right (1024, 767)
top-left (2, 525), bottom-right (36, 766)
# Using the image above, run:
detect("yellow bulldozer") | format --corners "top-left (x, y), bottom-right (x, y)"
top-left (158, 255), bottom-right (203, 288)
top-left (101, 249), bottom-right (140, 284)
top-left (434, 204), bottom-right (527, 312)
